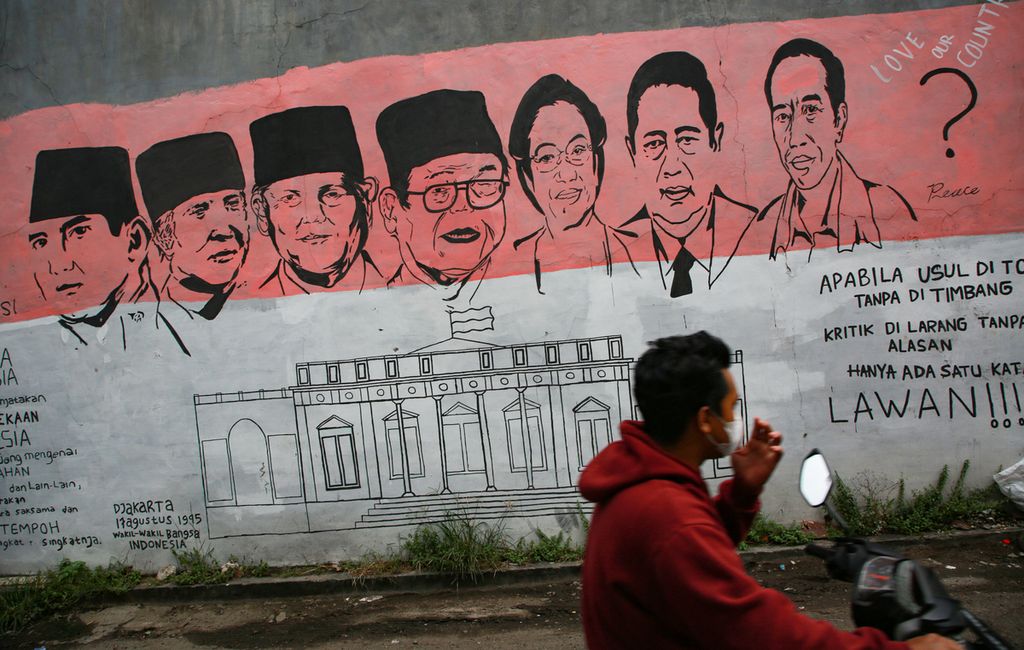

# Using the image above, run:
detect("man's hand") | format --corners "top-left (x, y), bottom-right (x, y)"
top-left (905, 633), bottom-right (963, 649)
top-left (730, 417), bottom-right (783, 497)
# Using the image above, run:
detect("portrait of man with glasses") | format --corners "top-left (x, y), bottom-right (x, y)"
top-left (508, 74), bottom-right (638, 294)
top-left (376, 89), bottom-right (508, 303)
top-left (620, 52), bottom-right (759, 299)
top-left (249, 105), bottom-right (381, 296)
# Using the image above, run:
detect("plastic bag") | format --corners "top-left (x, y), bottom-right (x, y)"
top-left (993, 457), bottom-right (1024, 511)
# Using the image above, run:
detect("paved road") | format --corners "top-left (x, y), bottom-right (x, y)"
top-left (6, 533), bottom-right (1023, 649)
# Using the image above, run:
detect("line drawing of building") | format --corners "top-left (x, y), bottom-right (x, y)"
top-left (192, 311), bottom-right (747, 539)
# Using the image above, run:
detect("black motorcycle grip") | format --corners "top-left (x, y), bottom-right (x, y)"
top-left (804, 543), bottom-right (832, 559)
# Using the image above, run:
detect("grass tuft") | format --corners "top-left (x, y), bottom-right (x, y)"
top-left (0, 559), bottom-right (141, 634)
top-left (742, 514), bottom-right (814, 549)
top-left (829, 460), bottom-right (1014, 537)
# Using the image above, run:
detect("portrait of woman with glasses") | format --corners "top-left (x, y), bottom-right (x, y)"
top-left (509, 74), bottom-right (637, 294)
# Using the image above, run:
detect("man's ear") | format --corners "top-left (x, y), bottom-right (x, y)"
top-left (624, 135), bottom-right (636, 166)
top-left (696, 405), bottom-right (715, 435)
top-left (378, 188), bottom-right (400, 236)
top-left (125, 216), bottom-right (151, 264)
top-left (250, 189), bottom-right (270, 236)
top-left (711, 122), bottom-right (725, 153)
top-left (152, 211), bottom-right (177, 259)
top-left (359, 176), bottom-right (379, 203)
top-left (834, 102), bottom-right (848, 143)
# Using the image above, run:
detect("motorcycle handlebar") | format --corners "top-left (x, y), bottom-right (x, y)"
top-left (804, 543), bottom-right (833, 560)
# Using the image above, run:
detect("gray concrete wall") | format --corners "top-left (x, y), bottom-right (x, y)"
top-left (1, 0), bottom-right (973, 118)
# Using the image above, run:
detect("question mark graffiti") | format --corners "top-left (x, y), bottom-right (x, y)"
top-left (919, 67), bottom-right (978, 158)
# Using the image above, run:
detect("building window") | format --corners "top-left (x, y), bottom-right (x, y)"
top-left (480, 350), bottom-right (492, 369)
top-left (513, 347), bottom-right (527, 367)
top-left (420, 356), bottom-right (432, 375)
top-left (609, 338), bottom-right (623, 359)
top-left (383, 409), bottom-right (425, 480)
top-left (356, 361), bottom-right (368, 381)
top-left (572, 397), bottom-right (613, 470)
top-left (386, 358), bottom-right (399, 378)
top-left (545, 344), bottom-right (559, 364)
top-left (317, 417), bottom-right (360, 490)
top-left (501, 397), bottom-right (548, 472)
top-left (327, 364), bottom-right (340, 384)
top-left (578, 342), bottom-right (592, 362)
top-left (297, 366), bottom-right (310, 385)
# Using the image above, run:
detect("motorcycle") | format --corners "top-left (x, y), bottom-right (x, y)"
top-left (797, 449), bottom-right (1017, 650)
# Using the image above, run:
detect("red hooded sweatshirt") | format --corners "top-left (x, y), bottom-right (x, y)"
top-left (579, 420), bottom-right (909, 650)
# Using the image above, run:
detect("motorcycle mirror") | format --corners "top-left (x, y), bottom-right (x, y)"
top-left (800, 449), bottom-right (833, 507)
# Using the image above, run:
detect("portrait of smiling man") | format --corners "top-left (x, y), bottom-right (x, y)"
top-left (376, 89), bottom-right (507, 303)
top-left (249, 105), bottom-right (381, 296)
top-left (620, 51), bottom-right (758, 299)
top-left (27, 146), bottom-right (187, 353)
top-left (136, 131), bottom-right (249, 321)
top-left (761, 38), bottom-right (916, 262)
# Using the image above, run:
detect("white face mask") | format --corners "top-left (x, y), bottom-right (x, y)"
top-left (707, 412), bottom-right (743, 457)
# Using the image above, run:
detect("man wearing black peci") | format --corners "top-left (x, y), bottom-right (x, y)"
top-left (136, 131), bottom-right (249, 321)
top-left (376, 89), bottom-right (508, 303)
top-left (250, 106), bottom-right (382, 296)
top-left (27, 146), bottom-right (188, 353)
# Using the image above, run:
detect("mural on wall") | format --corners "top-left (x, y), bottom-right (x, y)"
top-left (761, 39), bottom-right (917, 261)
top-left (619, 51), bottom-right (759, 298)
top-left (250, 106), bottom-right (382, 297)
top-left (27, 147), bottom-right (189, 352)
top-left (193, 313), bottom-right (749, 537)
top-left (376, 90), bottom-right (510, 304)
top-left (0, 2), bottom-right (1021, 571)
top-left (136, 132), bottom-right (249, 325)
top-left (509, 74), bottom-right (639, 293)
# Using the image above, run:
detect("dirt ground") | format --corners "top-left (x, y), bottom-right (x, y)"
top-left (6, 533), bottom-right (1023, 650)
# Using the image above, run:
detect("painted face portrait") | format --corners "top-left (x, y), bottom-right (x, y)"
top-left (29, 146), bottom-right (147, 321)
top-left (157, 189), bottom-right (248, 290)
top-left (258, 171), bottom-right (374, 279)
top-left (769, 54), bottom-right (847, 191)
top-left (526, 102), bottom-right (598, 226)
top-left (632, 84), bottom-right (720, 239)
top-left (137, 131), bottom-right (249, 297)
top-left (29, 214), bottom-right (143, 317)
top-left (384, 153), bottom-right (506, 282)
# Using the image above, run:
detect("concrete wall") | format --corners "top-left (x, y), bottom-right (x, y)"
top-left (0, 0), bottom-right (1021, 572)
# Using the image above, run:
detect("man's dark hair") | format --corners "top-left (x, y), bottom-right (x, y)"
top-left (764, 38), bottom-right (846, 116)
top-left (634, 331), bottom-right (732, 445)
top-left (626, 52), bottom-right (719, 150)
top-left (508, 74), bottom-right (607, 215)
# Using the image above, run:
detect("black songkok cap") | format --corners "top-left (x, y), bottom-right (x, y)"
top-left (250, 106), bottom-right (364, 187)
top-left (376, 90), bottom-right (504, 186)
top-left (135, 132), bottom-right (245, 221)
top-left (30, 147), bottom-right (138, 233)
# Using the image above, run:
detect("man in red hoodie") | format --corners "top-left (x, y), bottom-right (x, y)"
top-left (579, 332), bottom-right (959, 650)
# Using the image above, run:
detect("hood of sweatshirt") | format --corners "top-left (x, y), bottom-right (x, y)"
top-left (578, 420), bottom-right (706, 504)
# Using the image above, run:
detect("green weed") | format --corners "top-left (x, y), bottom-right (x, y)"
top-left (0, 559), bottom-right (140, 634)
top-left (399, 512), bottom-right (585, 581)
top-left (401, 513), bottom-right (507, 580)
top-left (167, 547), bottom-right (222, 585)
top-left (742, 514), bottom-right (814, 548)
top-left (830, 460), bottom-right (1013, 536)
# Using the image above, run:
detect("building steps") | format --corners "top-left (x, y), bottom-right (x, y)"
top-left (355, 486), bottom-right (592, 528)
